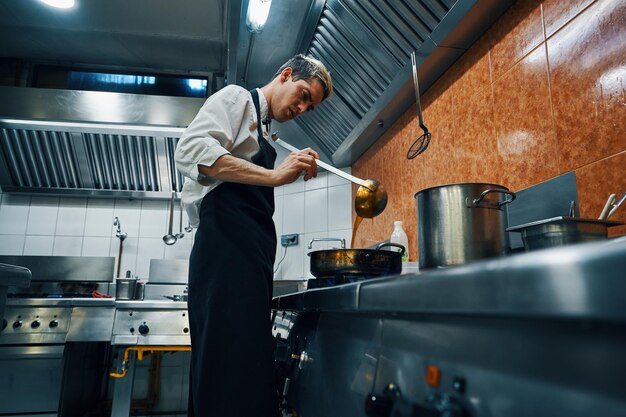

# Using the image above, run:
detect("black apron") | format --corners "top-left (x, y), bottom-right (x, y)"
top-left (187, 89), bottom-right (278, 417)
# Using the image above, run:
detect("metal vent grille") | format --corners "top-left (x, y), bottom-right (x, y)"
top-left (83, 133), bottom-right (161, 191)
top-left (0, 126), bottom-right (184, 197)
top-left (166, 137), bottom-right (185, 193)
top-left (0, 128), bottom-right (82, 188)
top-left (295, 0), bottom-right (452, 156)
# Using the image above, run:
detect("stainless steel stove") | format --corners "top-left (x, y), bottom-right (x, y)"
top-left (111, 259), bottom-right (190, 346)
top-left (0, 256), bottom-right (116, 417)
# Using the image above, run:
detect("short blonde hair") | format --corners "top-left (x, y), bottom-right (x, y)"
top-left (273, 54), bottom-right (333, 100)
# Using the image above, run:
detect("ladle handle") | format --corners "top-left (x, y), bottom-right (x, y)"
top-left (272, 135), bottom-right (372, 190)
top-left (168, 192), bottom-right (175, 234)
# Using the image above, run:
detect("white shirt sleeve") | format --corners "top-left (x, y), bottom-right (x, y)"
top-left (174, 85), bottom-right (260, 186)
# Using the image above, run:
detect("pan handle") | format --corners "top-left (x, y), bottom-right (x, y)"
top-left (308, 238), bottom-right (346, 250)
top-left (376, 242), bottom-right (405, 256)
top-left (466, 189), bottom-right (516, 209)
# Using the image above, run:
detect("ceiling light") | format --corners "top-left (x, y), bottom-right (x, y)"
top-left (40, 0), bottom-right (75, 9)
top-left (246, 0), bottom-right (272, 33)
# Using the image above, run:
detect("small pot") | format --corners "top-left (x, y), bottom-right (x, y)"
top-left (507, 216), bottom-right (623, 251)
top-left (308, 243), bottom-right (405, 278)
top-left (115, 278), bottom-right (137, 300)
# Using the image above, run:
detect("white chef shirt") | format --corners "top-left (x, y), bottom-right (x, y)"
top-left (174, 85), bottom-right (270, 227)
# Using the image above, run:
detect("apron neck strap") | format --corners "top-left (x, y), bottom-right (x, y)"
top-left (249, 89), bottom-right (264, 139)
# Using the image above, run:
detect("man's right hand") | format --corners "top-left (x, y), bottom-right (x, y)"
top-left (272, 148), bottom-right (320, 185)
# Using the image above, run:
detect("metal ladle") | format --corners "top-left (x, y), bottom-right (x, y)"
top-left (272, 134), bottom-right (388, 218)
top-left (175, 204), bottom-right (185, 239)
top-left (163, 191), bottom-right (177, 245)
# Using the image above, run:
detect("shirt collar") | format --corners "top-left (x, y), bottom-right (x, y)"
top-left (256, 88), bottom-right (269, 122)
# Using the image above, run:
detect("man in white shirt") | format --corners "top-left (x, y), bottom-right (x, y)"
top-left (175, 54), bottom-right (332, 417)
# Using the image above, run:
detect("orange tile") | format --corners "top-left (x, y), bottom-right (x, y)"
top-left (421, 83), bottom-right (458, 188)
top-left (493, 44), bottom-right (560, 191)
top-left (547, 0), bottom-right (626, 171)
top-left (448, 35), bottom-right (492, 101)
top-left (451, 83), bottom-right (500, 185)
top-left (575, 151), bottom-right (626, 237)
top-left (489, 0), bottom-right (544, 82)
top-left (542, 0), bottom-right (596, 38)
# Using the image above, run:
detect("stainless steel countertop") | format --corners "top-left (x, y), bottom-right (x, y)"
top-left (272, 237), bottom-right (626, 321)
top-left (115, 300), bottom-right (188, 309)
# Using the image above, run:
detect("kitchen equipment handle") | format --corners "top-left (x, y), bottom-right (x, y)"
top-left (466, 189), bottom-right (516, 209)
top-left (308, 238), bottom-right (346, 249)
top-left (376, 242), bottom-right (406, 256)
top-left (272, 134), bottom-right (374, 191)
top-left (606, 192), bottom-right (625, 220)
top-left (599, 194), bottom-right (617, 220)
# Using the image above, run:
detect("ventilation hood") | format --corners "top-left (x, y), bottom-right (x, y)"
top-left (0, 0), bottom-right (516, 198)
top-left (0, 86), bottom-right (204, 199)
top-left (240, 0), bottom-right (515, 166)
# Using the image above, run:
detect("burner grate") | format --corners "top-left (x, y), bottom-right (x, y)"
top-left (307, 275), bottom-right (379, 289)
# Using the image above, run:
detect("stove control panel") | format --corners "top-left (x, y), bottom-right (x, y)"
top-left (111, 308), bottom-right (190, 345)
top-left (0, 307), bottom-right (71, 344)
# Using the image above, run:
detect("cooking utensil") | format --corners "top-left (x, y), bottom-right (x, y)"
top-left (163, 192), bottom-right (177, 245)
top-left (115, 278), bottom-right (137, 300)
top-left (272, 134), bottom-right (388, 218)
top-left (308, 242), bottom-right (405, 278)
top-left (407, 50), bottom-right (431, 159)
top-left (415, 183), bottom-right (516, 269)
top-left (607, 192), bottom-right (626, 219)
top-left (185, 221), bottom-right (193, 233)
top-left (175, 205), bottom-right (185, 239)
top-left (598, 194), bottom-right (616, 220)
top-left (507, 216), bottom-right (623, 251)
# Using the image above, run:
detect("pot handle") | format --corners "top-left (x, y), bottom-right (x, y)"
top-left (376, 242), bottom-right (406, 256)
top-left (466, 189), bottom-right (516, 209)
top-left (308, 238), bottom-right (346, 249)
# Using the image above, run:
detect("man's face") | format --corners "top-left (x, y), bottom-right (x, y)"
top-left (271, 69), bottom-right (325, 123)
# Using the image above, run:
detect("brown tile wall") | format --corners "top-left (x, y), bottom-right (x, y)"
top-left (351, 0), bottom-right (626, 259)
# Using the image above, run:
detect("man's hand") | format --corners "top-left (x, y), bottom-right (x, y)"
top-left (272, 148), bottom-right (319, 185)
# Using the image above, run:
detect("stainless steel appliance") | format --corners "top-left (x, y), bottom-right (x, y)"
top-left (272, 238), bottom-right (626, 417)
top-left (0, 256), bottom-right (115, 416)
top-left (0, 262), bottom-right (31, 320)
top-left (109, 259), bottom-right (190, 417)
top-left (415, 183), bottom-right (516, 269)
top-left (507, 216), bottom-right (623, 251)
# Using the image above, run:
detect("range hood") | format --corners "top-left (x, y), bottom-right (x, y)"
top-left (0, 86), bottom-right (204, 199)
top-left (246, 0), bottom-right (515, 166)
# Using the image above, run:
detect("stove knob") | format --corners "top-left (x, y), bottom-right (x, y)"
top-left (1, 319), bottom-right (6, 331)
top-left (31, 320), bottom-right (41, 329)
top-left (49, 320), bottom-right (59, 328)
top-left (138, 324), bottom-right (150, 335)
top-left (13, 320), bottom-right (23, 329)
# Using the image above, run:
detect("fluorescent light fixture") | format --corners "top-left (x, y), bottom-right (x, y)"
top-left (40, 0), bottom-right (75, 9)
top-left (246, 0), bottom-right (272, 33)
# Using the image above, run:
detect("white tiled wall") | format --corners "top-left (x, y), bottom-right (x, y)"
top-left (272, 147), bottom-right (353, 280)
top-left (0, 149), bottom-right (353, 281)
top-left (0, 193), bottom-right (195, 280)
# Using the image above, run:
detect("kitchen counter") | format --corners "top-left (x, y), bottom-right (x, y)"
top-left (272, 237), bottom-right (626, 321)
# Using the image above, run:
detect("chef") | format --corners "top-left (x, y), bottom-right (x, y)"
top-left (175, 54), bottom-right (333, 417)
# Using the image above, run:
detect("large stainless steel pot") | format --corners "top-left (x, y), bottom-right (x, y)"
top-left (415, 183), bottom-right (516, 269)
top-left (308, 241), bottom-right (405, 278)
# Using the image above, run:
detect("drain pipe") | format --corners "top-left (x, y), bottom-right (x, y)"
top-left (113, 217), bottom-right (128, 278)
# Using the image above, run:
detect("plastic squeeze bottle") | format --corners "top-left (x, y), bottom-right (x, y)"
top-left (390, 220), bottom-right (409, 262)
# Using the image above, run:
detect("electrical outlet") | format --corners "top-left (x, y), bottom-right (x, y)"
top-left (281, 234), bottom-right (298, 247)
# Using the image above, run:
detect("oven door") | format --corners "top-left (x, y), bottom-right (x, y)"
top-left (0, 344), bottom-right (65, 415)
